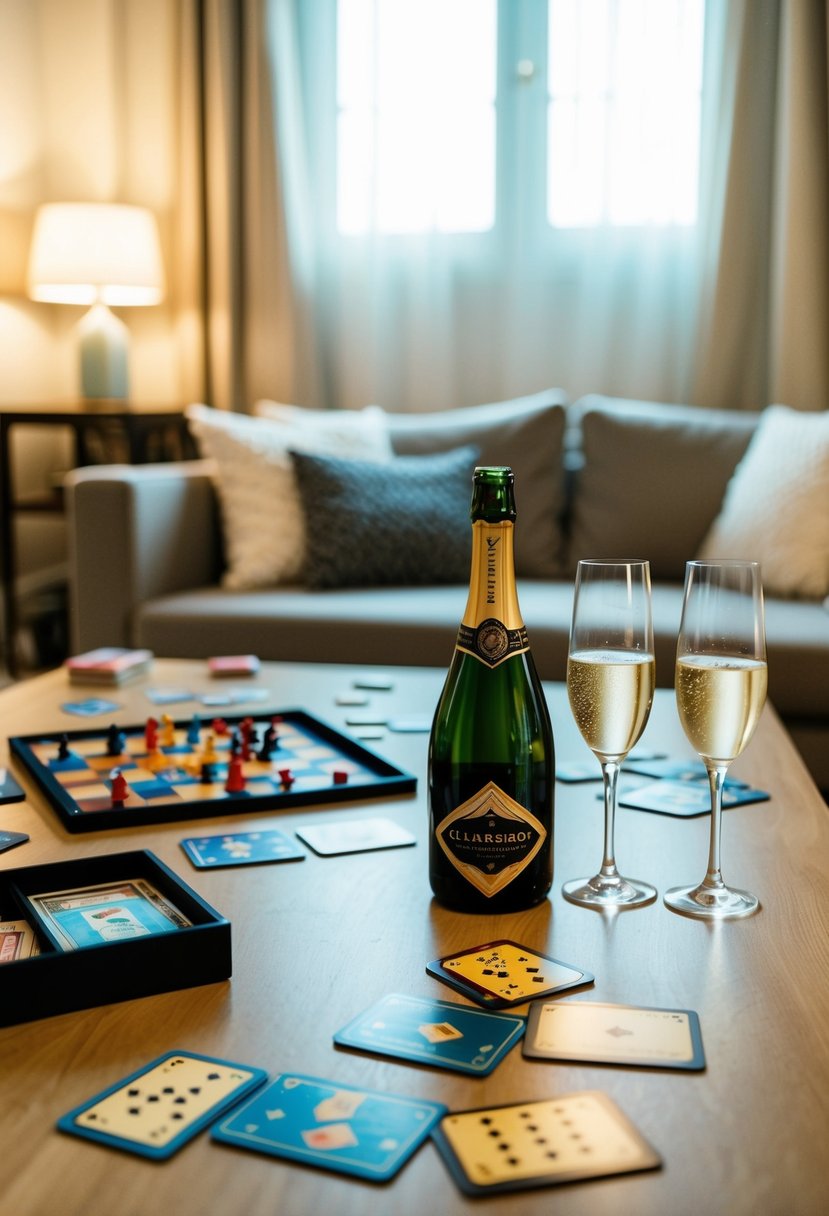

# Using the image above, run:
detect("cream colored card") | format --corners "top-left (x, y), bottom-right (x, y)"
top-left (435, 1091), bottom-right (661, 1191)
top-left (523, 1000), bottom-right (705, 1069)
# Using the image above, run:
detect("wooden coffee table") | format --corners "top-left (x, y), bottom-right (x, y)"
top-left (1, 660), bottom-right (827, 1215)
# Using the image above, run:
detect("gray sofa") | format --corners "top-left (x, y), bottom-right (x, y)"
top-left (65, 391), bottom-right (829, 792)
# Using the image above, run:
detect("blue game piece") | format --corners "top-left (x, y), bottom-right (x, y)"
top-left (186, 715), bottom-right (201, 746)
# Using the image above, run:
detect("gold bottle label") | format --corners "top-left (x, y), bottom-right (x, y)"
top-left (458, 522), bottom-right (528, 667)
top-left (436, 781), bottom-right (547, 898)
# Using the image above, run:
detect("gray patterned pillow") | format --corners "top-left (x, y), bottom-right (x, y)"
top-left (290, 445), bottom-right (479, 589)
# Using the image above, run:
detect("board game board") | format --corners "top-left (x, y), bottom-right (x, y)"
top-left (9, 710), bottom-right (417, 833)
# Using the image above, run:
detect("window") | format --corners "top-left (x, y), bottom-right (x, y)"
top-left (335, 0), bottom-right (705, 235)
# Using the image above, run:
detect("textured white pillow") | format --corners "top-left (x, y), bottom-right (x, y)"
top-left (698, 405), bottom-right (829, 598)
top-left (186, 404), bottom-right (393, 589)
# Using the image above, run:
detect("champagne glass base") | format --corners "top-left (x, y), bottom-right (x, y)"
top-left (664, 882), bottom-right (760, 920)
top-left (562, 873), bottom-right (657, 910)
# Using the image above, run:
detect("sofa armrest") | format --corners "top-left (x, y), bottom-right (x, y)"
top-left (65, 460), bottom-right (221, 652)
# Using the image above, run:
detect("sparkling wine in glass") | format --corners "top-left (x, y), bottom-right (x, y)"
top-left (664, 560), bottom-right (767, 920)
top-left (562, 559), bottom-right (657, 909)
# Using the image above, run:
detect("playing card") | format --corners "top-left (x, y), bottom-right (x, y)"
top-left (180, 829), bottom-right (306, 869)
top-left (61, 698), bottom-right (122, 717)
top-left (555, 762), bottom-right (601, 783)
top-left (616, 779), bottom-right (770, 817)
top-left (0, 829), bottom-right (29, 854)
top-left (212, 1073), bottom-right (446, 1182)
top-left (0, 919), bottom-right (40, 963)
top-left (57, 1051), bottom-right (268, 1160)
top-left (0, 768), bottom-right (25, 804)
top-left (387, 717), bottom-right (432, 732)
top-left (621, 757), bottom-right (748, 786)
top-left (432, 1090), bottom-right (661, 1195)
top-left (523, 1000), bottom-right (705, 1069)
top-left (295, 817), bottom-right (416, 856)
top-left (427, 940), bottom-right (593, 1008)
top-left (144, 687), bottom-right (195, 705)
top-left (334, 993), bottom-right (525, 1075)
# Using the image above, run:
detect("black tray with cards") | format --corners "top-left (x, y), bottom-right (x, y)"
top-left (9, 709), bottom-right (417, 833)
top-left (0, 850), bottom-right (231, 1026)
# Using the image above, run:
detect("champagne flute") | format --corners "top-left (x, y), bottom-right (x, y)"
top-left (665, 560), bottom-right (767, 919)
top-left (563, 559), bottom-right (657, 909)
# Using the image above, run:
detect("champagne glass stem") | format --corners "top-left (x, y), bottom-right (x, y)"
top-left (701, 764), bottom-right (729, 892)
top-left (599, 761), bottom-right (622, 879)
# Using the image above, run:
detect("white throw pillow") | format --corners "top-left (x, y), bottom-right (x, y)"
top-left (698, 404), bottom-right (829, 598)
top-left (186, 404), bottom-right (393, 589)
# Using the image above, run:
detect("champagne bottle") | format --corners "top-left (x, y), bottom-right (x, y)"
top-left (428, 466), bottom-right (555, 912)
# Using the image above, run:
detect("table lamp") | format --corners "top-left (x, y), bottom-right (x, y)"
top-left (27, 202), bottom-right (165, 401)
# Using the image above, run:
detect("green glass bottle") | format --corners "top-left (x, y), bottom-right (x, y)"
top-left (428, 466), bottom-right (555, 912)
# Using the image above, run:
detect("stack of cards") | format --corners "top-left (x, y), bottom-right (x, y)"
top-left (0, 919), bottom-right (40, 963)
top-left (427, 940), bottom-right (594, 1008)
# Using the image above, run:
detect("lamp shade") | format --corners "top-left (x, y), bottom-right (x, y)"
top-left (27, 202), bottom-right (165, 306)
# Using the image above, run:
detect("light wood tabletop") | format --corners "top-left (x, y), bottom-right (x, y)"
top-left (0, 660), bottom-right (827, 1216)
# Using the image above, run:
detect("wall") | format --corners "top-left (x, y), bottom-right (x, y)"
top-left (0, 0), bottom-right (183, 587)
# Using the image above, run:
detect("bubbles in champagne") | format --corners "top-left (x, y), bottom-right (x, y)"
top-left (675, 655), bottom-right (767, 764)
top-left (567, 649), bottom-right (655, 762)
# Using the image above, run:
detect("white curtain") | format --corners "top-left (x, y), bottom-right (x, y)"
top-left (256, 0), bottom-right (829, 414)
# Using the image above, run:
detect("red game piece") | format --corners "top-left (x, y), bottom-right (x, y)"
top-left (278, 768), bottom-right (295, 789)
top-left (240, 717), bottom-right (255, 761)
top-left (110, 768), bottom-right (130, 805)
top-left (212, 718), bottom-right (229, 736)
top-left (144, 717), bottom-right (159, 750)
top-left (225, 754), bottom-right (246, 793)
top-left (333, 770), bottom-right (348, 785)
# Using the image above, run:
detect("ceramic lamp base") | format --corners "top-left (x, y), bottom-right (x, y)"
top-left (78, 301), bottom-right (128, 399)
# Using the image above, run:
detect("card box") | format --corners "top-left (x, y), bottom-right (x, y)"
top-left (0, 850), bottom-right (231, 1027)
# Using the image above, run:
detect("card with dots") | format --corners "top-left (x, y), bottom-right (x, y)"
top-left (432, 1090), bottom-right (662, 1195)
top-left (57, 1051), bottom-right (268, 1160)
top-left (427, 940), bottom-right (593, 1008)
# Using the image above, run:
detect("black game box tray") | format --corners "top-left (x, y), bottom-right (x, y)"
top-left (0, 850), bottom-right (231, 1026)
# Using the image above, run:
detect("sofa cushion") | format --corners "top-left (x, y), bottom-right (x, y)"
top-left (567, 396), bottom-right (759, 580)
top-left (698, 405), bottom-right (829, 599)
top-left (380, 389), bottom-right (568, 579)
top-left (186, 403), bottom-right (393, 590)
top-left (291, 445), bottom-right (479, 589)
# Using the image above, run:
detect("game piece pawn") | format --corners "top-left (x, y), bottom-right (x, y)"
top-left (225, 754), bottom-right (246, 794)
top-left (106, 723), bottom-right (126, 757)
top-left (56, 734), bottom-right (70, 762)
top-left (278, 768), bottom-right (295, 789)
top-left (145, 745), bottom-right (167, 772)
top-left (332, 770), bottom-right (348, 785)
top-left (186, 714), bottom-right (201, 746)
top-left (145, 716), bottom-right (159, 751)
top-left (200, 761), bottom-right (217, 784)
top-left (212, 717), bottom-right (229, 737)
top-left (239, 716), bottom-right (255, 759)
top-left (160, 713), bottom-right (176, 747)
top-left (200, 731), bottom-right (220, 766)
top-left (257, 724), bottom-right (278, 762)
top-left (109, 768), bottom-right (130, 806)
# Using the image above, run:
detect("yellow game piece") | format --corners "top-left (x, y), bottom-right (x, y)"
top-left (200, 731), bottom-right (220, 765)
top-left (160, 713), bottom-right (176, 747)
top-left (145, 746), bottom-right (167, 772)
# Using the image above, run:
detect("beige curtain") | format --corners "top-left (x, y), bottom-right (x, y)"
top-left (175, 0), bottom-right (305, 410)
top-left (694, 0), bottom-right (829, 413)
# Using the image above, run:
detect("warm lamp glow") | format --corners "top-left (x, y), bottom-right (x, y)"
top-left (26, 202), bottom-right (165, 400)
top-left (27, 202), bottom-right (165, 305)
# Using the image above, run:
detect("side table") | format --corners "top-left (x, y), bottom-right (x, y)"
top-left (0, 403), bottom-right (197, 676)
